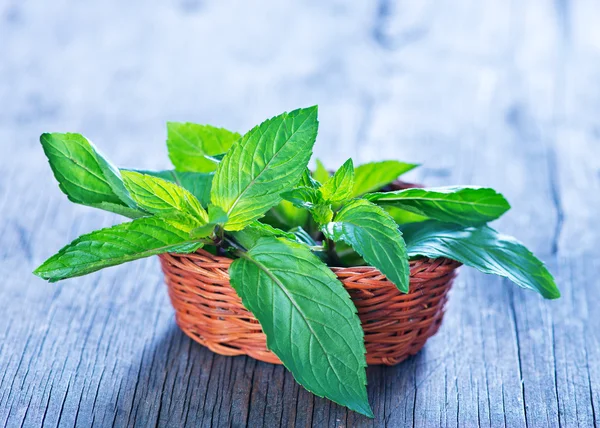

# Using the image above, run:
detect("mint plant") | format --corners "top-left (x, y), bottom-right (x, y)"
top-left (34, 106), bottom-right (560, 417)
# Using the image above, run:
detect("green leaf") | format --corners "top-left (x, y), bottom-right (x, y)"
top-left (40, 133), bottom-right (140, 216)
top-left (352, 160), bottom-right (418, 197)
top-left (365, 186), bottom-right (511, 226)
top-left (288, 226), bottom-right (318, 246)
top-left (263, 201), bottom-right (310, 230)
top-left (280, 187), bottom-right (323, 210)
top-left (190, 205), bottom-right (228, 238)
top-left (311, 204), bottom-right (334, 224)
top-left (211, 106), bottom-right (319, 231)
top-left (401, 221), bottom-right (560, 299)
top-left (323, 199), bottom-right (410, 292)
top-left (230, 221), bottom-right (296, 249)
top-left (229, 237), bottom-right (372, 417)
top-left (384, 206), bottom-right (429, 225)
top-left (91, 202), bottom-right (148, 219)
top-left (33, 217), bottom-right (203, 282)
top-left (121, 171), bottom-right (208, 224)
top-left (320, 159), bottom-right (354, 203)
top-left (125, 169), bottom-right (214, 207)
top-left (298, 168), bottom-right (321, 189)
top-left (167, 123), bottom-right (241, 172)
top-left (313, 158), bottom-right (330, 184)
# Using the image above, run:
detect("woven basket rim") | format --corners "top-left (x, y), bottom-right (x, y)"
top-left (166, 248), bottom-right (461, 273)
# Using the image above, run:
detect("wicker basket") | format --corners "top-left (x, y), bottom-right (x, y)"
top-left (159, 250), bottom-right (460, 366)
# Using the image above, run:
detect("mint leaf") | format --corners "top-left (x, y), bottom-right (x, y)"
top-left (229, 237), bottom-right (372, 417)
top-left (402, 221), bottom-right (560, 299)
top-left (33, 217), bottom-right (203, 282)
top-left (211, 106), bottom-right (319, 231)
top-left (384, 206), bottom-right (429, 225)
top-left (365, 186), bottom-right (511, 226)
top-left (190, 205), bottom-right (228, 238)
top-left (298, 168), bottom-right (321, 189)
top-left (40, 133), bottom-right (140, 217)
top-left (121, 171), bottom-right (208, 224)
top-left (352, 160), bottom-right (418, 197)
top-left (280, 187), bottom-right (323, 209)
top-left (125, 169), bottom-right (213, 207)
top-left (167, 123), bottom-right (241, 172)
top-left (264, 201), bottom-right (310, 230)
top-left (288, 226), bottom-right (318, 246)
top-left (230, 221), bottom-right (296, 249)
top-left (320, 159), bottom-right (354, 203)
top-left (313, 158), bottom-right (330, 184)
top-left (323, 199), bottom-right (410, 292)
top-left (311, 203), bottom-right (334, 224)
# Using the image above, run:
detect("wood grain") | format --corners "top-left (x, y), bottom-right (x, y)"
top-left (1, 0), bottom-right (599, 426)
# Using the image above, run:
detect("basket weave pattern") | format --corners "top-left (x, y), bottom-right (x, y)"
top-left (159, 250), bottom-right (461, 366)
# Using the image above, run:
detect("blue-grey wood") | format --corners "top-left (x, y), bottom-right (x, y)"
top-left (1, 0), bottom-right (599, 427)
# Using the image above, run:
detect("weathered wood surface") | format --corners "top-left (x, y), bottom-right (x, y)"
top-left (1, 0), bottom-right (599, 426)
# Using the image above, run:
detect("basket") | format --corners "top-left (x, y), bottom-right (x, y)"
top-left (159, 250), bottom-right (460, 366)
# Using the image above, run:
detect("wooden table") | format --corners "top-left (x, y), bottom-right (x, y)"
top-left (1, 1), bottom-right (599, 427)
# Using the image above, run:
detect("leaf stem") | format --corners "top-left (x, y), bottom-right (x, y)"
top-left (325, 238), bottom-right (343, 267)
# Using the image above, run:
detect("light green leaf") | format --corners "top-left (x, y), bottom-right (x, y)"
top-left (40, 133), bottom-right (140, 216)
top-left (401, 221), bottom-right (560, 299)
top-left (365, 186), bottom-right (511, 226)
top-left (311, 203), bottom-right (334, 224)
top-left (280, 187), bottom-right (323, 210)
top-left (121, 171), bottom-right (208, 224)
top-left (229, 237), bottom-right (372, 417)
top-left (320, 159), bottom-right (354, 203)
top-left (167, 123), bottom-right (241, 172)
top-left (323, 199), bottom-right (410, 292)
top-left (212, 106), bottom-right (319, 230)
top-left (230, 221), bottom-right (296, 249)
top-left (313, 159), bottom-right (330, 184)
top-left (92, 202), bottom-right (148, 219)
top-left (125, 169), bottom-right (214, 207)
top-left (33, 217), bottom-right (203, 282)
top-left (384, 206), bottom-right (429, 225)
top-left (352, 161), bottom-right (418, 197)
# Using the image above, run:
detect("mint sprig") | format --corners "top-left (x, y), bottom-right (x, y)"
top-left (34, 105), bottom-right (560, 417)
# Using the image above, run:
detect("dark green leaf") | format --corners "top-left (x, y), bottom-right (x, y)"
top-left (167, 122), bottom-right (240, 172)
top-left (121, 171), bottom-right (208, 224)
top-left (288, 226), bottom-right (318, 246)
top-left (323, 199), bottom-right (410, 292)
top-left (211, 106), bottom-right (319, 230)
top-left (33, 217), bottom-right (203, 282)
top-left (365, 186), bottom-right (511, 226)
top-left (352, 160), bottom-right (418, 197)
top-left (320, 159), bottom-right (354, 203)
top-left (263, 201), bottom-right (310, 230)
top-left (125, 169), bottom-right (214, 207)
top-left (230, 221), bottom-right (296, 249)
top-left (40, 133), bottom-right (140, 217)
top-left (229, 237), bottom-right (372, 417)
top-left (313, 158), bottom-right (330, 184)
top-left (401, 221), bottom-right (560, 299)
